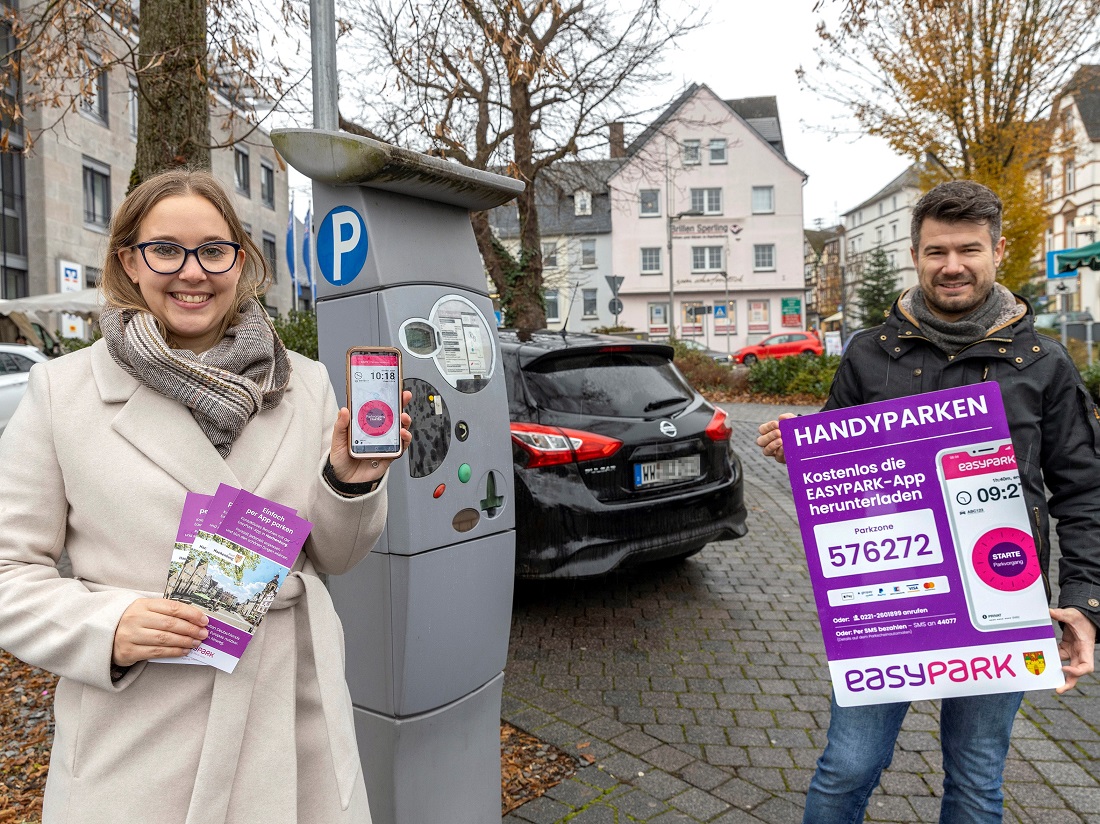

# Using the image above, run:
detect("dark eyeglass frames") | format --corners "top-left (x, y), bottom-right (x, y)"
top-left (130, 241), bottom-right (242, 275)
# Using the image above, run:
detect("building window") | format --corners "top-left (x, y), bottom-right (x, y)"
top-left (716, 300), bottom-right (736, 333)
top-left (878, 202), bottom-right (884, 216)
top-left (639, 189), bottom-right (661, 216)
top-left (260, 161), bottom-right (275, 209)
top-left (82, 158), bottom-right (111, 229)
top-left (1, 152), bottom-right (26, 257)
top-left (85, 266), bottom-right (102, 287)
top-left (709, 139), bottom-right (727, 164)
top-left (542, 241), bottom-right (558, 268)
top-left (235, 147), bottom-right (250, 195)
top-left (580, 238), bottom-right (596, 267)
top-left (753, 244), bottom-right (776, 271)
top-left (648, 302), bottom-right (668, 329)
top-left (892, 195), bottom-right (897, 211)
top-left (1043, 167), bottom-right (1053, 200)
top-left (691, 246), bottom-right (722, 272)
top-left (690, 187), bottom-right (722, 215)
top-left (262, 232), bottom-right (278, 284)
top-left (241, 221), bottom-right (252, 238)
top-left (582, 289), bottom-right (597, 318)
top-left (891, 222), bottom-right (898, 241)
top-left (751, 186), bottom-right (774, 214)
top-left (80, 54), bottom-right (108, 125)
top-left (128, 78), bottom-right (138, 140)
top-left (545, 289), bottom-right (560, 322)
top-left (1065, 159), bottom-right (1075, 194)
top-left (640, 247), bottom-right (662, 273)
top-left (681, 139), bottom-right (701, 165)
top-left (3, 267), bottom-right (28, 299)
top-left (876, 226), bottom-right (884, 245)
top-left (1067, 219), bottom-right (1076, 248)
top-left (574, 189), bottom-right (592, 216)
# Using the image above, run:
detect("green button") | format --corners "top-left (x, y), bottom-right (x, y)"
top-left (458, 463), bottom-right (472, 483)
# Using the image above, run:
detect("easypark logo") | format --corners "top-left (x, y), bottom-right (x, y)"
top-left (845, 654), bottom-right (1015, 693)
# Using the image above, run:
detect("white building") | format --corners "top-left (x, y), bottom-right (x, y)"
top-left (1042, 65), bottom-right (1100, 316)
top-left (607, 85), bottom-right (807, 352)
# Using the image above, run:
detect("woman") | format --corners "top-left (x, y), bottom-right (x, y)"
top-left (0, 169), bottom-right (409, 824)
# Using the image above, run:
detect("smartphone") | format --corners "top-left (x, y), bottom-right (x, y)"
top-left (936, 439), bottom-right (1049, 631)
top-left (346, 346), bottom-right (404, 460)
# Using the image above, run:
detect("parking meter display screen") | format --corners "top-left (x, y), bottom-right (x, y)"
top-left (432, 297), bottom-right (495, 393)
top-left (349, 350), bottom-right (402, 455)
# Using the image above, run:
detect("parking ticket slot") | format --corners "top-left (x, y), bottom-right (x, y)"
top-left (272, 128), bottom-right (522, 824)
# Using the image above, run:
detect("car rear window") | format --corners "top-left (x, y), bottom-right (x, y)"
top-left (522, 350), bottom-right (695, 417)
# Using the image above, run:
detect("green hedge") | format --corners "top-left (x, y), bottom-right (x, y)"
top-left (1081, 361), bottom-right (1100, 405)
top-left (747, 354), bottom-right (841, 398)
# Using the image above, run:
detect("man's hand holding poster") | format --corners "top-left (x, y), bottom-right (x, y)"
top-left (780, 383), bottom-right (1063, 706)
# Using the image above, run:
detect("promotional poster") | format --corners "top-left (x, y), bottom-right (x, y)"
top-left (780, 383), bottom-right (1062, 706)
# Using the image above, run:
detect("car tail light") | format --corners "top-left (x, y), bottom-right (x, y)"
top-left (704, 407), bottom-right (732, 441)
top-left (510, 422), bottom-right (623, 468)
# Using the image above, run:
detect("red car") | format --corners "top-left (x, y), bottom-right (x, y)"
top-left (732, 331), bottom-right (823, 365)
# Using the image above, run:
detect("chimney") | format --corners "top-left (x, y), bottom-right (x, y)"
top-left (609, 122), bottom-right (625, 159)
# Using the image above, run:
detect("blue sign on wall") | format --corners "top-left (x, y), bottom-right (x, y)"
top-left (317, 206), bottom-right (369, 286)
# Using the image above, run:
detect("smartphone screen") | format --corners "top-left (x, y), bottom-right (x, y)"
top-left (936, 440), bottom-right (1048, 631)
top-left (347, 348), bottom-right (403, 458)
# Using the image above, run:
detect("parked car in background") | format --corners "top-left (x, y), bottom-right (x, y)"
top-left (1034, 310), bottom-right (1093, 329)
top-left (732, 331), bottom-right (823, 365)
top-left (0, 343), bottom-right (48, 438)
top-left (499, 330), bottom-right (748, 578)
top-left (677, 338), bottom-right (734, 365)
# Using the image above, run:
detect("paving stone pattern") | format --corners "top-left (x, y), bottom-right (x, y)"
top-left (502, 402), bottom-right (1100, 823)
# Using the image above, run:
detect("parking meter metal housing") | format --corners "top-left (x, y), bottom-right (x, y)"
top-left (272, 129), bottom-right (522, 824)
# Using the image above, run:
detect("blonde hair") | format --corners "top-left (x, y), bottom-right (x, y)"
top-left (99, 168), bottom-right (271, 344)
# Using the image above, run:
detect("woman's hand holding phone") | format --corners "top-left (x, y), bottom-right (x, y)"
top-left (329, 390), bottom-right (413, 485)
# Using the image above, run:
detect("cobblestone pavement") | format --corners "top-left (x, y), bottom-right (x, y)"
top-left (502, 402), bottom-right (1100, 824)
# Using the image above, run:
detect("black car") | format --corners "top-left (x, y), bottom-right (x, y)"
top-left (499, 330), bottom-right (748, 578)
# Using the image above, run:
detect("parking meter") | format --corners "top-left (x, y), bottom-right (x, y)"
top-left (271, 128), bottom-right (522, 824)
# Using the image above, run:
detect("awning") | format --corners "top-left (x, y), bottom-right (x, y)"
top-left (0, 287), bottom-right (103, 317)
top-left (823, 311), bottom-right (843, 323)
top-left (1056, 241), bottom-right (1100, 273)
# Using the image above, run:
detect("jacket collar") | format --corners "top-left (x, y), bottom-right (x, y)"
top-left (879, 290), bottom-right (1047, 370)
top-left (90, 340), bottom-right (296, 493)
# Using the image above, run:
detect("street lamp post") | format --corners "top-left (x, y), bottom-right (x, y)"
top-left (667, 209), bottom-right (703, 339)
top-left (721, 270), bottom-right (730, 357)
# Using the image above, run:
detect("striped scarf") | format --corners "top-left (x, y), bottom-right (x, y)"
top-left (100, 299), bottom-right (292, 457)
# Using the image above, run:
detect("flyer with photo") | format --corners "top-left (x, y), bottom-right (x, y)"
top-left (159, 487), bottom-right (311, 673)
top-left (164, 492), bottom-right (212, 598)
top-left (780, 383), bottom-right (1063, 706)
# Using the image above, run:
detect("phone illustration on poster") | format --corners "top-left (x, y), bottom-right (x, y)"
top-left (780, 383), bottom-right (1062, 706)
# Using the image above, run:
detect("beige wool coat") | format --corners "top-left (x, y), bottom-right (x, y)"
top-left (0, 340), bottom-right (386, 824)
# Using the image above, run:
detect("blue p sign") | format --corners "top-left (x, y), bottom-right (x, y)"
top-left (317, 206), bottom-right (369, 286)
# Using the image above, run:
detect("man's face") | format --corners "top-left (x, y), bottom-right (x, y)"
top-left (911, 217), bottom-right (1006, 321)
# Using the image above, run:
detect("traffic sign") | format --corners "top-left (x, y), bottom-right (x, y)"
top-left (1047, 248), bottom-right (1077, 280)
top-left (1047, 277), bottom-right (1078, 296)
top-left (713, 303), bottom-right (727, 319)
top-left (609, 297), bottom-right (624, 315)
top-left (317, 205), bottom-right (369, 286)
top-left (605, 275), bottom-right (624, 295)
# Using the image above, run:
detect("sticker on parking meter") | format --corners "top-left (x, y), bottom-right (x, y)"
top-left (317, 205), bottom-right (369, 286)
top-left (429, 295), bottom-right (495, 393)
top-left (779, 383), bottom-right (1061, 706)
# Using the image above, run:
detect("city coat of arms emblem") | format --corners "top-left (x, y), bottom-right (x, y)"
top-left (1023, 651), bottom-right (1046, 676)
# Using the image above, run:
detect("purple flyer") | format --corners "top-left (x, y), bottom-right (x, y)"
top-left (780, 383), bottom-right (1062, 706)
top-left (161, 488), bottom-right (311, 673)
top-left (163, 492), bottom-right (212, 598)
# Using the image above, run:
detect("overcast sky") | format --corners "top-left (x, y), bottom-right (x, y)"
top-left (285, 0), bottom-right (912, 230)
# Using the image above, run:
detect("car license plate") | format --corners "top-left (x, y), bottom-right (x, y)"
top-left (634, 455), bottom-right (701, 488)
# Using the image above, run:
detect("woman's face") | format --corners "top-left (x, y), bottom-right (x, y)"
top-left (119, 194), bottom-right (244, 354)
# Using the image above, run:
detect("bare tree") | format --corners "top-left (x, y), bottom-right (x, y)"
top-left (2, 0), bottom-right (306, 181)
top-left (343, 0), bottom-right (702, 328)
top-left (800, 0), bottom-right (1100, 289)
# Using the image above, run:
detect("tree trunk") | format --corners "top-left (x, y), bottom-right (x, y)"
top-left (507, 80), bottom-right (545, 331)
top-left (133, 0), bottom-right (210, 186)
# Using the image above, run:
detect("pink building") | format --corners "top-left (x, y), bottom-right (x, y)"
top-left (609, 85), bottom-right (808, 353)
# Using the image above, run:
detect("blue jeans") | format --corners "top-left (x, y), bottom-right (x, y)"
top-left (803, 691), bottom-right (1023, 823)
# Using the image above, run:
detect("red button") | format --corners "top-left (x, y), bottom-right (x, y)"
top-left (433, 484), bottom-right (446, 499)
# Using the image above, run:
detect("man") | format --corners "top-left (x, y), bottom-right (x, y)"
top-left (757, 180), bottom-right (1099, 824)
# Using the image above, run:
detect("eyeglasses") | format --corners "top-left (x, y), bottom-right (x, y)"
top-left (131, 241), bottom-right (242, 275)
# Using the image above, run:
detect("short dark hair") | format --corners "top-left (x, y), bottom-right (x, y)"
top-left (911, 180), bottom-right (1003, 252)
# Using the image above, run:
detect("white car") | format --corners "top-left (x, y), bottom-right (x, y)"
top-left (0, 343), bottom-right (49, 438)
